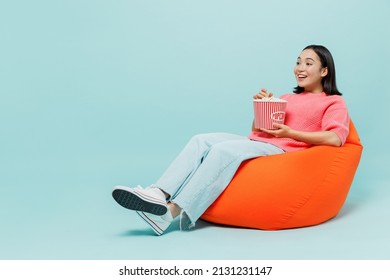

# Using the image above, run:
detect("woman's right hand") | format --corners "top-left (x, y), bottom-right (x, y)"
top-left (253, 88), bottom-right (273, 99)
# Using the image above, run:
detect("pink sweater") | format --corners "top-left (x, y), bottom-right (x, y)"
top-left (248, 92), bottom-right (350, 152)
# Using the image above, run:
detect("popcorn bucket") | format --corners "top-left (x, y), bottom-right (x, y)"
top-left (253, 98), bottom-right (287, 129)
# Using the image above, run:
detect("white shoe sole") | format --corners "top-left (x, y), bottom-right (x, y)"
top-left (112, 187), bottom-right (168, 215)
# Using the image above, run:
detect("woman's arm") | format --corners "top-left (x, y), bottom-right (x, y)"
top-left (261, 123), bottom-right (342, 147)
top-left (252, 89), bottom-right (343, 147)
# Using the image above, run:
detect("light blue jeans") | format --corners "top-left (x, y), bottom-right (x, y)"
top-left (152, 133), bottom-right (285, 229)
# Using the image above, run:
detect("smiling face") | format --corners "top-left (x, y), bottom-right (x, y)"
top-left (294, 48), bottom-right (328, 93)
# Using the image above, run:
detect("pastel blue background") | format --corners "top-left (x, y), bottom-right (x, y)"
top-left (1, 0), bottom-right (389, 259)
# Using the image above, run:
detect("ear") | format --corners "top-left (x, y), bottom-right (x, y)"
top-left (321, 67), bottom-right (328, 77)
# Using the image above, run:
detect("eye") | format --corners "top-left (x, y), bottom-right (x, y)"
top-left (306, 62), bottom-right (312, 66)
top-left (296, 61), bottom-right (300, 65)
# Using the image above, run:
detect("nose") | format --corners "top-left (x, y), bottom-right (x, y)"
top-left (296, 63), bottom-right (305, 72)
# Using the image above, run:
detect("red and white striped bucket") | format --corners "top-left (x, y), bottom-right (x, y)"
top-left (253, 98), bottom-right (287, 129)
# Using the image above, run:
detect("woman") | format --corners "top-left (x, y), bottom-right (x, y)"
top-left (112, 45), bottom-right (350, 235)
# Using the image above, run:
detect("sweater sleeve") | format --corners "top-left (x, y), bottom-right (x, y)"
top-left (321, 97), bottom-right (350, 145)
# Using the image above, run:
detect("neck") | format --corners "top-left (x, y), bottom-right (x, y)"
top-left (304, 85), bottom-right (323, 93)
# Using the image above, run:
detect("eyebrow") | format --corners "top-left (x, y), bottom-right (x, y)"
top-left (297, 57), bottom-right (315, 62)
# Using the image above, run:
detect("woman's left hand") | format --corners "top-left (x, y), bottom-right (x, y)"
top-left (260, 123), bottom-right (292, 138)
top-left (261, 124), bottom-right (343, 146)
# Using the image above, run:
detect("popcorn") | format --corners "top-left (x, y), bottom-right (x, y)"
top-left (253, 97), bottom-right (287, 130)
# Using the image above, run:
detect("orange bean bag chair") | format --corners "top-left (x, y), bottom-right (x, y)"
top-left (201, 121), bottom-right (363, 230)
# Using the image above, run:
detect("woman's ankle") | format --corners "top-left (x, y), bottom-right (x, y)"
top-left (168, 202), bottom-right (182, 218)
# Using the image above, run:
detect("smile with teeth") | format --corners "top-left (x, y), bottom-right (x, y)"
top-left (298, 74), bottom-right (307, 78)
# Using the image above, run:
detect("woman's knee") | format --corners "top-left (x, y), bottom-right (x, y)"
top-left (208, 141), bottom-right (240, 158)
top-left (189, 133), bottom-right (221, 144)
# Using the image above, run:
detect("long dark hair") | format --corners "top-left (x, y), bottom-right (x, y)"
top-left (294, 45), bottom-right (342, 96)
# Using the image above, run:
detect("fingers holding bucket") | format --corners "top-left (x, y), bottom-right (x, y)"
top-left (253, 88), bottom-right (273, 100)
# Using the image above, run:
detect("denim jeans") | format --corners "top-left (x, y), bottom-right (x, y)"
top-left (152, 133), bottom-right (285, 229)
